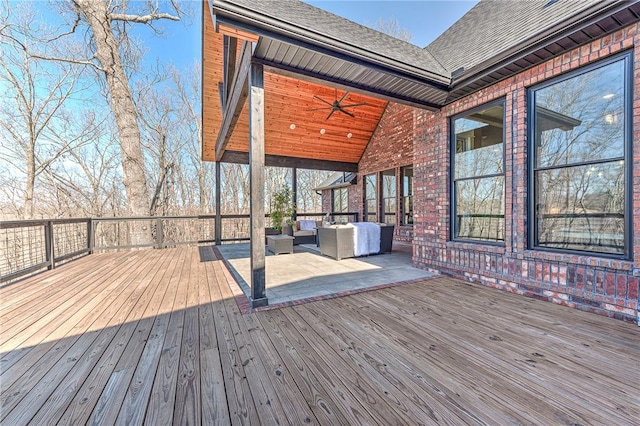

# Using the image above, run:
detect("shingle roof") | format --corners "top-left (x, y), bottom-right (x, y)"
top-left (426, 0), bottom-right (603, 74)
top-left (213, 0), bottom-right (449, 80)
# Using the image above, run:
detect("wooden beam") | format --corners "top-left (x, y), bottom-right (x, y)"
top-left (223, 35), bottom-right (238, 106)
top-left (248, 61), bottom-right (267, 308)
top-left (217, 23), bottom-right (260, 43)
top-left (215, 41), bottom-right (252, 161)
top-left (220, 150), bottom-right (358, 172)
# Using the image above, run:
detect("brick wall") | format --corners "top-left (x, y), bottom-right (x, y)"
top-left (357, 103), bottom-right (415, 242)
top-left (412, 23), bottom-right (640, 323)
top-left (321, 190), bottom-right (331, 214)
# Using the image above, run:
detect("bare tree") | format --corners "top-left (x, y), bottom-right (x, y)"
top-left (173, 63), bottom-right (214, 213)
top-left (1, 1), bottom-right (182, 223)
top-left (69, 0), bottom-right (181, 219)
top-left (0, 8), bottom-right (96, 218)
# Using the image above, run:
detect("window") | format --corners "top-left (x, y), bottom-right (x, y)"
top-left (332, 187), bottom-right (348, 213)
top-left (364, 173), bottom-right (377, 222)
top-left (382, 169), bottom-right (396, 224)
top-left (451, 102), bottom-right (505, 242)
top-left (529, 53), bottom-right (630, 256)
top-left (332, 187), bottom-right (348, 223)
top-left (401, 166), bottom-right (413, 225)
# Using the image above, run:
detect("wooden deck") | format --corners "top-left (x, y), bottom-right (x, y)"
top-left (1, 246), bottom-right (638, 425)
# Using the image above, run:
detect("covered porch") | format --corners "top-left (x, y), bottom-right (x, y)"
top-left (203, 0), bottom-right (449, 307)
top-left (1, 246), bottom-right (638, 424)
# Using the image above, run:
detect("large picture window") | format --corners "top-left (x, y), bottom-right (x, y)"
top-left (529, 53), bottom-right (630, 256)
top-left (402, 166), bottom-right (413, 225)
top-left (382, 169), bottom-right (396, 224)
top-left (364, 174), bottom-right (377, 222)
top-left (451, 102), bottom-right (505, 242)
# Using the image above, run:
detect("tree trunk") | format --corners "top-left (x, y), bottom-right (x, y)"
top-left (74, 0), bottom-right (150, 243)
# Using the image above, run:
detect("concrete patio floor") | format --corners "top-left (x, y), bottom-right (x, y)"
top-left (216, 241), bottom-right (437, 305)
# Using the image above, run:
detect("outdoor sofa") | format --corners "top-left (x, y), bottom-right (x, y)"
top-left (317, 223), bottom-right (394, 260)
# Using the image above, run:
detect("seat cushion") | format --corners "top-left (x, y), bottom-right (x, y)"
top-left (293, 230), bottom-right (315, 237)
top-left (299, 219), bottom-right (317, 231)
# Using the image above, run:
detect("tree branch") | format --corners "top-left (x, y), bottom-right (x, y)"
top-left (0, 29), bottom-right (104, 72)
top-left (45, 13), bottom-right (82, 43)
top-left (109, 13), bottom-right (180, 23)
top-left (28, 52), bottom-right (104, 72)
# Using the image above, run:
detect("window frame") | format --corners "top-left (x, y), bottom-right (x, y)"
top-left (527, 51), bottom-right (633, 259)
top-left (381, 169), bottom-right (396, 225)
top-left (364, 173), bottom-right (378, 222)
top-left (401, 165), bottom-right (414, 226)
top-left (450, 98), bottom-right (507, 245)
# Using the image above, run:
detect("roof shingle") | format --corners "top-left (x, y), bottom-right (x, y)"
top-left (426, 0), bottom-right (603, 74)
top-left (214, 0), bottom-right (449, 79)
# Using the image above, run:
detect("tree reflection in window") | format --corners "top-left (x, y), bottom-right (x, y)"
top-left (452, 102), bottom-right (505, 242)
top-left (531, 54), bottom-right (628, 255)
top-left (382, 169), bottom-right (396, 224)
top-left (364, 173), bottom-right (377, 222)
top-left (332, 187), bottom-right (348, 223)
top-left (402, 166), bottom-right (413, 225)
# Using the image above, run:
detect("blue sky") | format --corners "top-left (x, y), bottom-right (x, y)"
top-left (21, 1), bottom-right (478, 75)
top-left (305, 1), bottom-right (478, 47)
top-left (145, 0), bottom-right (478, 70)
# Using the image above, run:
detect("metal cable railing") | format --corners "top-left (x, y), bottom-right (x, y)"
top-left (1, 212), bottom-right (358, 283)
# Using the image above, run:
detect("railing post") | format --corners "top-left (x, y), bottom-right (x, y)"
top-left (87, 219), bottom-right (94, 254)
top-left (45, 221), bottom-right (55, 270)
top-left (156, 218), bottom-right (164, 249)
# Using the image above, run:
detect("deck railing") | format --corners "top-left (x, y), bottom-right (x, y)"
top-left (0, 212), bottom-right (359, 284)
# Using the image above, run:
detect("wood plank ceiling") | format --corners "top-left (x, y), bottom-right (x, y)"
top-left (202, 3), bottom-right (388, 164)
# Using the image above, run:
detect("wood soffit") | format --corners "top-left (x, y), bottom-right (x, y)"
top-left (203, 4), bottom-right (388, 166)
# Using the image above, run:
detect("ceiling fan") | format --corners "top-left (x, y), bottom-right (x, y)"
top-left (308, 89), bottom-right (368, 120)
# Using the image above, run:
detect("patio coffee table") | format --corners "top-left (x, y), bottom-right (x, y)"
top-left (267, 235), bottom-right (294, 255)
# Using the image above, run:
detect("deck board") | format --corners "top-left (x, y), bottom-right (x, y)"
top-left (0, 246), bottom-right (638, 425)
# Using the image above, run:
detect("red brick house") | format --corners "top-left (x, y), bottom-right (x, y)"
top-left (204, 0), bottom-right (640, 320)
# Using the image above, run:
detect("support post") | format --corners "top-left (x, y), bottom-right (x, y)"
top-left (155, 218), bottom-right (164, 249)
top-left (215, 161), bottom-right (222, 245)
top-left (45, 221), bottom-right (55, 270)
top-left (292, 167), bottom-right (298, 221)
top-left (249, 61), bottom-right (267, 308)
top-left (87, 219), bottom-right (94, 254)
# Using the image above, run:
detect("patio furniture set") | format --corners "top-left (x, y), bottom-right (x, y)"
top-left (268, 219), bottom-right (394, 260)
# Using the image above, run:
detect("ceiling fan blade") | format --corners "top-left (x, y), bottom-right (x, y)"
top-left (326, 109), bottom-right (336, 120)
top-left (338, 91), bottom-right (350, 104)
top-left (338, 108), bottom-right (355, 118)
top-left (307, 106), bottom-right (332, 111)
top-left (339, 102), bottom-right (368, 108)
top-left (313, 95), bottom-right (334, 107)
